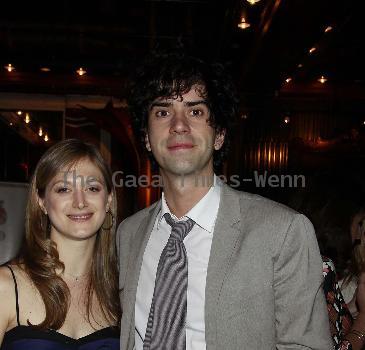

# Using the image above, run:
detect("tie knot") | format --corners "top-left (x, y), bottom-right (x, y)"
top-left (164, 213), bottom-right (195, 241)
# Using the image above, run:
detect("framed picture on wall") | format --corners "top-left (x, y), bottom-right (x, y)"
top-left (0, 182), bottom-right (28, 265)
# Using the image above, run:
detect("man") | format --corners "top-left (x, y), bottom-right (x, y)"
top-left (117, 53), bottom-right (332, 349)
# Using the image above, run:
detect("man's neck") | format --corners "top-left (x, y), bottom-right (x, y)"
top-left (162, 172), bottom-right (215, 218)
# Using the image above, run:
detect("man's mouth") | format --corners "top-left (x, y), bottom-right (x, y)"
top-left (167, 143), bottom-right (194, 151)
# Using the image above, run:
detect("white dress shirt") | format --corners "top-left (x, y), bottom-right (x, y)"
top-left (135, 177), bottom-right (221, 350)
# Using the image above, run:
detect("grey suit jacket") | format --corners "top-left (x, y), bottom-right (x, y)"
top-left (116, 183), bottom-right (333, 350)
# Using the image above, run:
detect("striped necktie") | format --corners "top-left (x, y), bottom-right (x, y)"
top-left (143, 213), bottom-right (195, 350)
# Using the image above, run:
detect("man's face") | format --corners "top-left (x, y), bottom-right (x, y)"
top-left (145, 84), bottom-right (225, 178)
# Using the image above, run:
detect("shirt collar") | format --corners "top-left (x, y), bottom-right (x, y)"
top-left (157, 174), bottom-right (222, 234)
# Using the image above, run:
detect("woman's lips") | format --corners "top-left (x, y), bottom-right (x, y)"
top-left (67, 213), bottom-right (93, 221)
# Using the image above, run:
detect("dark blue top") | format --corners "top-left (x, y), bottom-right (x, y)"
top-left (1, 266), bottom-right (120, 350)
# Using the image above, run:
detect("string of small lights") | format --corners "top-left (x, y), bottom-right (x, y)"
top-left (4, 64), bottom-right (87, 76)
top-left (283, 25), bottom-right (335, 87)
top-left (12, 110), bottom-right (50, 142)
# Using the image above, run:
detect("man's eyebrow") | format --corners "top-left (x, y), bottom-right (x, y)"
top-left (184, 100), bottom-right (208, 107)
top-left (149, 99), bottom-right (208, 109)
top-left (149, 101), bottom-right (172, 109)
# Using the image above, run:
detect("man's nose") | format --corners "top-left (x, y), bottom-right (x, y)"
top-left (169, 112), bottom-right (190, 134)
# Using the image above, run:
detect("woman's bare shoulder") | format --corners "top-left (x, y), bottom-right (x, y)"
top-left (0, 264), bottom-right (30, 294)
top-left (0, 265), bottom-right (17, 330)
top-left (0, 265), bottom-right (16, 292)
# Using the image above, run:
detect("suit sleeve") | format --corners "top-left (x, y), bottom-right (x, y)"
top-left (274, 214), bottom-right (333, 350)
top-left (116, 218), bottom-right (131, 308)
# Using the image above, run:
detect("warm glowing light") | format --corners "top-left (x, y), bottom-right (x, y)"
top-left (40, 67), bottom-right (51, 72)
top-left (16, 110), bottom-right (22, 116)
top-left (284, 116), bottom-right (290, 124)
top-left (297, 63), bottom-right (303, 68)
top-left (324, 26), bottom-right (333, 33)
top-left (238, 17), bottom-right (251, 29)
top-left (285, 77), bottom-right (292, 84)
top-left (318, 75), bottom-right (327, 84)
top-left (76, 67), bottom-right (86, 76)
top-left (44, 134), bottom-right (49, 142)
top-left (38, 127), bottom-right (43, 136)
top-left (241, 114), bottom-right (248, 120)
top-left (4, 64), bottom-right (14, 72)
top-left (9, 122), bottom-right (13, 126)
top-left (247, 0), bottom-right (261, 4)
top-left (363, 120), bottom-right (365, 125)
top-left (309, 47), bottom-right (317, 54)
top-left (25, 113), bottom-right (31, 124)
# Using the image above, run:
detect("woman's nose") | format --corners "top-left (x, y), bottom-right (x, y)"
top-left (72, 189), bottom-right (88, 209)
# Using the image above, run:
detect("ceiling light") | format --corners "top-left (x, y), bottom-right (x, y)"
top-left (318, 75), bottom-right (327, 84)
top-left (309, 47), bottom-right (317, 54)
top-left (284, 116), bottom-right (290, 124)
top-left (247, 0), bottom-right (261, 5)
top-left (44, 134), bottom-right (49, 142)
top-left (238, 17), bottom-right (251, 30)
top-left (324, 26), bottom-right (333, 33)
top-left (25, 113), bottom-right (31, 124)
top-left (16, 110), bottom-right (22, 116)
top-left (76, 67), bottom-right (87, 76)
top-left (38, 127), bottom-right (43, 137)
top-left (285, 77), bottom-right (292, 84)
top-left (4, 64), bottom-right (15, 72)
top-left (40, 67), bottom-right (51, 72)
top-left (297, 63), bottom-right (303, 68)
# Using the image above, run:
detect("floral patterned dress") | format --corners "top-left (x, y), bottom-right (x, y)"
top-left (323, 257), bottom-right (353, 350)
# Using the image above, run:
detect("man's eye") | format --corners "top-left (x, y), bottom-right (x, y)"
top-left (155, 110), bottom-right (169, 117)
top-left (190, 109), bottom-right (204, 117)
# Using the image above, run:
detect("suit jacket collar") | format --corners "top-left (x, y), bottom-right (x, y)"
top-left (124, 201), bottom-right (161, 349)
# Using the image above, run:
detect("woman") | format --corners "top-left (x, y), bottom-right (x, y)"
top-left (0, 139), bottom-right (120, 349)
top-left (340, 208), bottom-right (365, 316)
top-left (324, 260), bottom-right (365, 349)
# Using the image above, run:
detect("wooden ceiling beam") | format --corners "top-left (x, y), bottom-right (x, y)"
top-left (240, 0), bottom-right (283, 80)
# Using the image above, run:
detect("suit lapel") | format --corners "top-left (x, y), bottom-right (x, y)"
top-left (124, 201), bottom-right (161, 349)
top-left (205, 184), bottom-right (251, 349)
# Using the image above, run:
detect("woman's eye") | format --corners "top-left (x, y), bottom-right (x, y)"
top-left (155, 110), bottom-right (169, 117)
top-left (55, 187), bottom-right (70, 193)
top-left (88, 186), bottom-right (101, 192)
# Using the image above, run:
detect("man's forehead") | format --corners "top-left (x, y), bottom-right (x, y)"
top-left (152, 84), bottom-right (207, 103)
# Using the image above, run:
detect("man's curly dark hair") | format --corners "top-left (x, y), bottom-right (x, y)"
top-left (127, 52), bottom-right (238, 169)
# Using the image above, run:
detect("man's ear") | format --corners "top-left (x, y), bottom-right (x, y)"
top-left (144, 131), bottom-right (151, 152)
top-left (214, 129), bottom-right (226, 150)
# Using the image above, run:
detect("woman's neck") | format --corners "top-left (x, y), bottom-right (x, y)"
top-left (51, 235), bottom-right (96, 278)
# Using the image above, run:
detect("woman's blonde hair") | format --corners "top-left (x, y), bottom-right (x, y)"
top-left (343, 209), bottom-right (365, 286)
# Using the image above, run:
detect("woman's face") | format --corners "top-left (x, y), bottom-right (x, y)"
top-left (38, 158), bottom-right (112, 241)
top-left (351, 211), bottom-right (365, 242)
